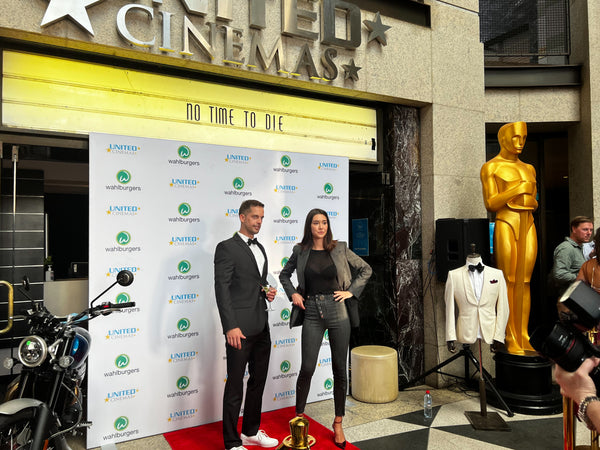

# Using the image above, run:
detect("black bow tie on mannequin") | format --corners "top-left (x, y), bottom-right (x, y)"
top-left (247, 238), bottom-right (258, 246)
top-left (468, 262), bottom-right (484, 273)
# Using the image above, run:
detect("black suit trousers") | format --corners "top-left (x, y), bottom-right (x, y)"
top-left (223, 324), bottom-right (271, 449)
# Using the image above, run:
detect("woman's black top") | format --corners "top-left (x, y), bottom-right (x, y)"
top-left (305, 249), bottom-right (339, 296)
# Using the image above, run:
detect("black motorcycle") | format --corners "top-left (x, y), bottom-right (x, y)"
top-left (0, 270), bottom-right (135, 450)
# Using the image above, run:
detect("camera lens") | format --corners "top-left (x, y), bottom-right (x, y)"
top-left (530, 322), bottom-right (592, 372)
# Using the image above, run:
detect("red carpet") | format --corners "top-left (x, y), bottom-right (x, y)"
top-left (164, 406), bottom-right (359, 449)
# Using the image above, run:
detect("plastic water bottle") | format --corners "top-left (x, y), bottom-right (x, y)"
top-left (424, 390), bottom-right (432, 419)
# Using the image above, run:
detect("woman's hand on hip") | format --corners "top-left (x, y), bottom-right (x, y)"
top-left (292, 292), bottom-right (305, 309)
top-left (334, 290), bottom-right (352, 302)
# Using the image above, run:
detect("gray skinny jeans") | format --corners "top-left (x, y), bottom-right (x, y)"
top-left (295, 294), bottom-right (350, 417)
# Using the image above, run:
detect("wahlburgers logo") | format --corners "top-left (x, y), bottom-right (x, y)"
top-left (178, 203), bottom-right (191, 216)
top-left (233, 177), bottom-right (244, 190)
top-left (115, 292), bottom-right (131, 304)
top-left (116, 231), bottom-right (131, 245)
top-left (281, 155), bottom-right (291, 167)
top-left (281, 206), bottom-right (291, 218)
top-left (178, 145), bottom-right (191, 159)
top-left (178, 260), bottom-right (191, 274)
top-left (177, 376), bottom-right (190, 390)
top-left (324, 330), bottom-right (329, 340)
top-left (324, 183), bottom-right (334, 194)
top-left (324, 378), bottom-right (333, 391)
top-left (114, 416), bottom-right (129, 431)
top-left (116, 170), bottom-right (131, 184)
top-left (115, 354), bottom-right (130, 369)
top-left (281, 257), bottom-right (289, 267)
top-left (281, 309), bottom-right (290, 321)
top-left (280, 360), bottom-right (291, 373)
top-left (177, 318), bottom-right (191, 332)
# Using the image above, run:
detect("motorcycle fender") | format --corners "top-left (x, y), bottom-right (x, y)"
top-left (0, 398), bottom-right (44, 415)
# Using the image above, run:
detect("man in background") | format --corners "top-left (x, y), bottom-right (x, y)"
top-left (551, 216), bottom-right (594, 295)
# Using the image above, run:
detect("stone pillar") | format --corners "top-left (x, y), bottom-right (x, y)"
top-left (568, 0), bottom-right (600, 220)
top-left (383, 104), bottom-right (423, 383)
top-left (420, 0), bottom-right (487, 386)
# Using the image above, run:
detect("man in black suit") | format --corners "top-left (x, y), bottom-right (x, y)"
top-left (214, 199), bottom-right (278, 450)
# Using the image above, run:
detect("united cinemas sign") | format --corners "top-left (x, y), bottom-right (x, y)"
top-left (39, 0), bottom-right (392, 82)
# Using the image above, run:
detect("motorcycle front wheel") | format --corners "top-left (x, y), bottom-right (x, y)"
top-left (0, 404), bottom-right (68, 450)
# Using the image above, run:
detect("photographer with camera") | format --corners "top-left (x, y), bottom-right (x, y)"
top-left (555, 357), bottom-right (600, 431)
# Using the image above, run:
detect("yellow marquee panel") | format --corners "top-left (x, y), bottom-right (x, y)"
top-left (2, 51), bottom-right (378, 161)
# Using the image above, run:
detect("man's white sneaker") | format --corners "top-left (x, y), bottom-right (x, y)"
top-left (241, 430), bottom-right (278, 447)
top-left (227, 446), bottom-right (248, 450)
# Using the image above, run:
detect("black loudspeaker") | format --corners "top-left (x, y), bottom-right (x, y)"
top-left (435, 218), bottom-right (492, 282)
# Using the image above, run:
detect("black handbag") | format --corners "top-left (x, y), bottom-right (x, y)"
top-left (289, 304), bottom-right (305, 328)
top-left (345, 296), bottom-right (360, 328)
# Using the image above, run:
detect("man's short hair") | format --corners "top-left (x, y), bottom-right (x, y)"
top-left (239, 199), bottom-right (264, 216)
top-left (571, 216), bottom-right (594, 230)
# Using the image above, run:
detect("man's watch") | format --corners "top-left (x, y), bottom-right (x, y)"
top-left (578, 395), bottom-right (600, 431)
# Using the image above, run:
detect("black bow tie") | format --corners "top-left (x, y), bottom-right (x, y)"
top-left (469, 263), bottom-right (484, 273)
top-left (247, 238), bottom-right (258, 246)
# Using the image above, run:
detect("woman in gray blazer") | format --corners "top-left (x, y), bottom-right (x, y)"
top-left (280, 208), bottom-right (372, 448)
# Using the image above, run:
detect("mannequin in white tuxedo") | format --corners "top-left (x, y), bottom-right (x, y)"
top-left (445, 254), bottom-right (509, 353)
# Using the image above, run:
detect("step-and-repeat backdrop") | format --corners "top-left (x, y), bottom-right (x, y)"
top-left (87, 133), bottom-right (348, 447)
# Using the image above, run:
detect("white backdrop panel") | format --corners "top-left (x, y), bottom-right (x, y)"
top-left (88, 133), bottom-right (348, 447)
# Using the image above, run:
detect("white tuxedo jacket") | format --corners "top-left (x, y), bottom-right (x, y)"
top-left (444, 265), bottom-right (509, 344)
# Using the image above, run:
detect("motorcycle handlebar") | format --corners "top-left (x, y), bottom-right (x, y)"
top-left (94, 301), bottom-right (136, 312)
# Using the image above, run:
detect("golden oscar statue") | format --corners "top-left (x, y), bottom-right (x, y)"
top-left (480, 121), bottom-right (537, 355)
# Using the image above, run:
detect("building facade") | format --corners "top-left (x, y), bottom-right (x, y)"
top-left (0, 0), bottom-right (596, 392)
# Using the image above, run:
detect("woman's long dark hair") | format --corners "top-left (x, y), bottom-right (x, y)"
top-left (593, 228), bottom-right (600, 263)
top-left (300, 208), bottom-right (337, 251)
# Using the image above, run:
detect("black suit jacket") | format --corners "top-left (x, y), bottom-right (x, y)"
top-left (214, 233), bottom-right (269, 336)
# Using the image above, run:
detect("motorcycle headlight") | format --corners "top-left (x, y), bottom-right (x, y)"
top-left (18, 336), bottom-right (48, 367)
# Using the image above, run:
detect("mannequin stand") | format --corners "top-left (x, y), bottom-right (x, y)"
top-left (399, 343), bottom-right (514, 417)
top-left (464, 340), bottom-right (510, 431)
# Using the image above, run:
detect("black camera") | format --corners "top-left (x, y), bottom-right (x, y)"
top-left (530, 281), bottom-right (600, 389)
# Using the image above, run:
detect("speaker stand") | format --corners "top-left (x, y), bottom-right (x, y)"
top-left (399, 344), bottom-right (514, 417)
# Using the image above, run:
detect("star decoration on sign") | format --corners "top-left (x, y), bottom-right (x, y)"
top-left (41, 0), bottom-right (106, 36)
top-left (342, 59), bottom-right (361, 82)
top-left (363, 12), bottom-right (392, 46)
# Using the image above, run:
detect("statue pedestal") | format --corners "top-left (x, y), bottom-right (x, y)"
top-left (489, 351), bottom-right (562, 415)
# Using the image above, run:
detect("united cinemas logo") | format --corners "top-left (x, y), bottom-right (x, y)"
top-left (225, 153), bottom-right (251, 164)
top-left (169, 178), bottom-right (200, 188)
top-left (274, 235), bottom-right (298, 244)
top-left (169, 235), bottom-right (200, 246)
top-left (106, 327), bottom-right (139, 340)
top-left (169, 292), bottom-right (198, 304)
top-left (105, 388), bottom-right (139, 403)
top-left (168, 408), bottom-right (198, 422)
top-left (273, 389), bottom-right (296, 402)
top-left (274, 184), bottom-right (298, 193)
top-left (106, 266), bottom-right (139, 277)
top-left (273, 337), bottom-right (297, 348)
top-left (37, 1), bottom-right (392, 83)
top-left (106, 143), bottom-right (140, 155)
top-left (169, 350), bottom-right (198, 363)
top-left (318, 162), bottom-right (339, 171)
top-left (106, 204), bottom-right (140, 216)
